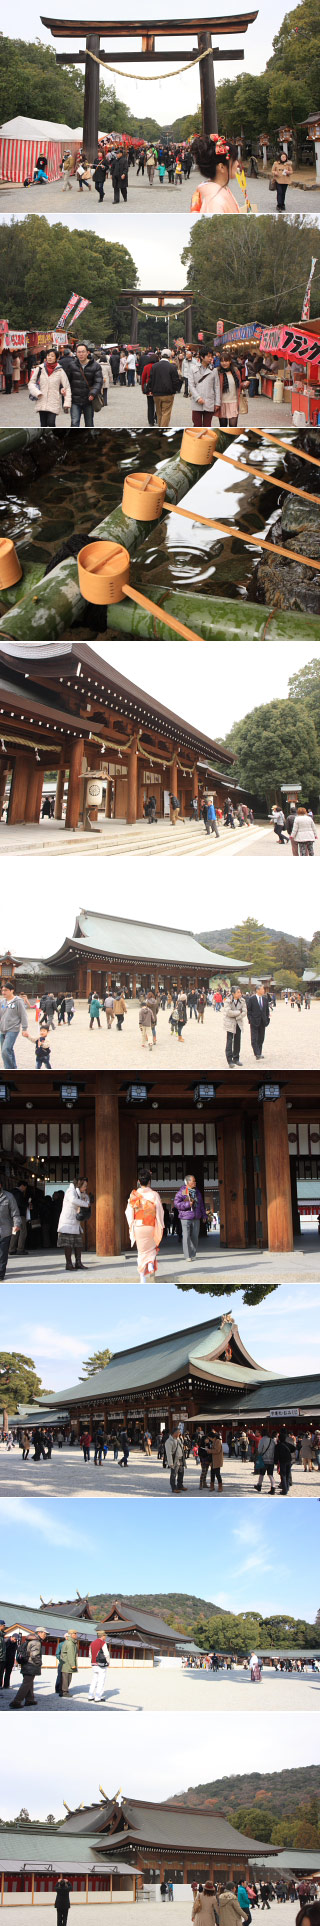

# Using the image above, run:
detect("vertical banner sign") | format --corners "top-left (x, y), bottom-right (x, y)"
top-left (69, 297), bottom-right (91, 325)
top-left (55, 293), bottom-right (81, 331)
top-left (301, 257), bottom-right (317, 322)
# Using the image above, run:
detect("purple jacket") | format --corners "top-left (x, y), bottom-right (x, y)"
top-left (174, 1184), bottom-right (207, 1222)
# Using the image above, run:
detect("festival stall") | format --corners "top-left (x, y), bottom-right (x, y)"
top-left (0, 115), bottom-right (76, 185)
top-left (0, 319), bottom-right (69, 389)
top-left (259, 322), bottom-right (320, 423)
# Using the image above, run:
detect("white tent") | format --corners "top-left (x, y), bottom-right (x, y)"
top-left (0, 115), bottom-right (78, 185)
top-left (0, 115), bottom-right (75, 140)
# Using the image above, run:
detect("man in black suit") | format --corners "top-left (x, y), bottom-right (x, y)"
top-left (246, 984), bottom-right (270, 1059)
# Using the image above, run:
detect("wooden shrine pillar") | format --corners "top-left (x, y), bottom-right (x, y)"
top-left (132, 973), bottom-right (137, 999)
top-left (127, 735), bottom-right (138, 824)
top-left (83, 33), bottom-right (100, 161)
top-left (185, 303), bottom-right (193, 343)
top-left (95, 1083), bottom-right (122, 1254)
top-left (171, 757), bottom-right (178, 794)
top-left (198, 31), bottom-right (218, 136)
top-left (131, 296), bottom-right (139, 343)
top-left (55, 752), bottom-right (66, 820)
top-left (192, 766), bottom-right (199, 800)
top-left (0, 761), bottom-right (8, 816)
top-left (105, 779), bottom-right (112, 818)
top-left (82, 1106), bottom-right (96, 1250)
top-left (121, 1112), bottom-right (138, 1249)
top-left (65, 737), bottom-right (84, 830)
top-left (217, 1115), bottom-right (246, 1248)
top-left (7, 753), bottom-right (31, 825)
top-left (25, 761), bottom-right (43, 824)
top-left (263, 1094), bottom-right (294, 1251)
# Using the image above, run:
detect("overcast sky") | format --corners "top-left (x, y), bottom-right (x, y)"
top-left (1, 1710), bottom-right (319, 1818)
top-left (1, 213), bottom-right (318, 286)
top-left (0, 855), bottom-right (318, 955)
top-left (7, 0), bottom-right (294, 123)
top-left (1, 1493), bottom-right (318, 1620)
top-left (86, 637), bottom-right (316, 743)
top-left (1, 1281), bottom-right (317, 1391)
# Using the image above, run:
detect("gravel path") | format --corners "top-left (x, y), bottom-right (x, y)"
top-left (0, 385), bottom-right (293, 432)
top-left (0, 171), bottom-right (319, 215)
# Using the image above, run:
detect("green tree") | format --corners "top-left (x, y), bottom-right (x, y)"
top-left (229, 918), bottom-right (276, 976)
top-left (0, 217), bottom-right (137, 339)
top-left (288, 658), bottom-right (320, 751)
top-left (0, 1352), bottom-right (52, 1410)
top-left (181, 218), bottom-right (320, 337)
top-left (224, 698), bottom-right (320, 809)
top-left (80, 1348), bottom-right (112, 1377)
top-left (0, 36), bottom-right (161, 138)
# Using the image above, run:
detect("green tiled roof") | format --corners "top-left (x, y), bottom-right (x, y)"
top-left (15, 1316), bottom-right (268, 1418)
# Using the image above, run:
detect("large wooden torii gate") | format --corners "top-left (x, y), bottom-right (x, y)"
top-left (120, 288), bottom-right (194, 344)
top-left (41, 14), bottom-right (258, 159)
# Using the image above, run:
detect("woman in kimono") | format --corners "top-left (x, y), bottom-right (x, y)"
top-left (125, 1165), bottom-right (164, 1277)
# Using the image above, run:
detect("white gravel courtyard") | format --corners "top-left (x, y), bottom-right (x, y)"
top-left (6, 995), bottom-right (320, 1071)
top-left (1, 1661), bottom-right (319, 1713)
top-left (0, 1444), bottom-right (318, 1499)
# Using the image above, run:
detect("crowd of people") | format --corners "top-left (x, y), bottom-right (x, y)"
top-left (27, 137), bottom-right (196, 204)
top-left (0, 333), bottom-right (282, 431)
top-left (2, 1417), bottom-right (319, 1494)
top-left (18, 131), bottom-right (296, 218)
top-left (0, 976), bottom-right (281, 1080)
top-left (2, 1610), bottom-right (320, 1708)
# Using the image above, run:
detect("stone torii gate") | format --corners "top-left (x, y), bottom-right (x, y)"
top-left (41, 14), bottom-right (259, 160)
top-left (121, 289), bottom-right (194, 345)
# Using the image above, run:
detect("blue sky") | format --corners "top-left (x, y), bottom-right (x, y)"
top-left (2, 1281), bottom-right (318, 1392)
top-left (1, 1712), bottom-right (319, 1819)
top-left (0, 1495), bottom-right (319, 1620)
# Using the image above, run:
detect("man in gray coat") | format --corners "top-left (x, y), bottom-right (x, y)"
top-left (0, 987), bottom-right (33, 1068)
top-left (0, 1175), bottom-right (21, 1278)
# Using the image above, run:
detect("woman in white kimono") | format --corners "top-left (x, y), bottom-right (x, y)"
top-left (125, 1165), bottom-right (164, 1278)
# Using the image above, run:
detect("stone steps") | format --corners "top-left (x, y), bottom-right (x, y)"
top-left (0, 821), bottom-right (269, 857)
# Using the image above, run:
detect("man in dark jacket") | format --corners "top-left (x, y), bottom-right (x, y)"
top-left (0, 1627), bottom-right (17, 1689)
top-left (60, 344), bottom-right (103, 426)
top-left (0, 1175), bottom-right (21, 1278)
top-left (246, 985), bottom-right (270, 1059)
top-left (93, 155), bottom-right (107, 202)
top-left (10, 1628), bottom-right (46, 1707)
top-left (147, 354), bottom-right (182, 428)
top-left (111, 151), bottom-right (129, 204)
top-left (55, 1879), bottom-right (70, 1926)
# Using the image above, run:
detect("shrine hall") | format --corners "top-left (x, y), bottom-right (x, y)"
top-left (0, 1069), bottom-right (319, 1256)
top-left (0, 1791), bottom-right (276, 1905)
top-left (0, 641), bottom-right (250, 831)
top-left (10, 908), bottom-right (248, 1002)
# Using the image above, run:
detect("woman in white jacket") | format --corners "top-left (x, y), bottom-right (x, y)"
top-left (57, 1179), bottom-right (91, 1271)
top-left (28, 348), bottom-right (71, 426)
top-left (290, 807), bottom-right (317, 857)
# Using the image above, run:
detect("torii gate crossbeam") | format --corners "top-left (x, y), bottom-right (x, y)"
top-left (120, 289), bottom-right (194, 344)
top-left (41, 14), bottom-right (258, 158)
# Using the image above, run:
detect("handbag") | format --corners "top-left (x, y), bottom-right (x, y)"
top-left (269, 176), bottom-right (277, 191)
top-left (239, 391), bottom-right (248, 414)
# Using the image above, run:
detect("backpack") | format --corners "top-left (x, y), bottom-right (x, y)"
top-left (129, 1189), bottom-right (156, 1228)
top-left (19, 1635), bottom-right (42, 1674)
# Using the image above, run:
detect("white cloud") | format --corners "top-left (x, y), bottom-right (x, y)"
top-left (0, 1500), bottom-right (93, 1549)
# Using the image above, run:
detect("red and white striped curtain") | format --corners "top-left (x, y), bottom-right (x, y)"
top-left (0, 136), bottom-right (63, 184)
